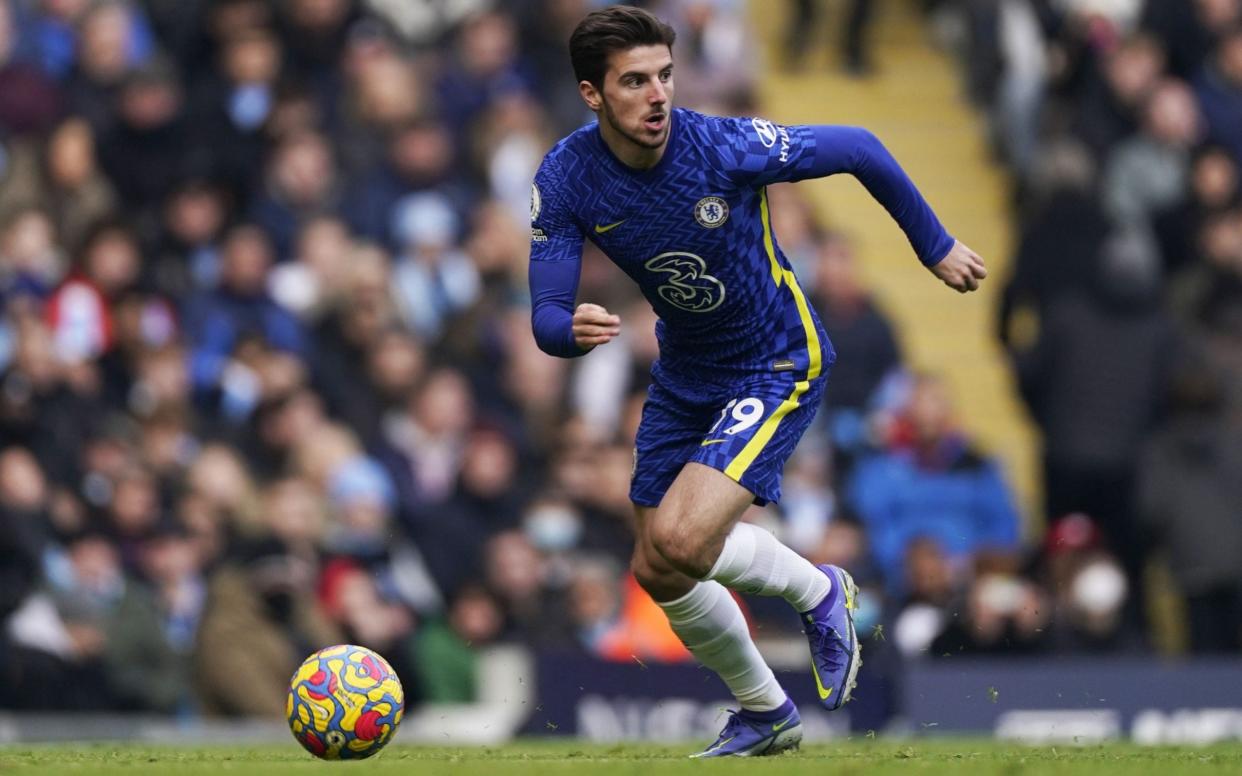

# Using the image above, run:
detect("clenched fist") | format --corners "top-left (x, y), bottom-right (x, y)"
top-left (573, 303), bottom-right (621, 351)
top-left (930, 240), bottom-right (988, 293)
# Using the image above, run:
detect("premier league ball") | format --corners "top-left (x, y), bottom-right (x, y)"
top-left (286, 644), bottom-right (405, 760)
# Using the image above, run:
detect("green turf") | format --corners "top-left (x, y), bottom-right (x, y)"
top-left (0, 741), bottom-right (1239, 775)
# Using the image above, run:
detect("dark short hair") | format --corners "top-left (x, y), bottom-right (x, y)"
top-left (569, 5), bottom-right (676, 89)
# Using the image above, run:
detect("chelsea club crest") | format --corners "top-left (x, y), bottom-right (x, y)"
top-left (694, 196), bottom-right (729, 229)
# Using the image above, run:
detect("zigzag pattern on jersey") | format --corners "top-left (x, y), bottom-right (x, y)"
top-left (533, 109), bottom-right (833, 383)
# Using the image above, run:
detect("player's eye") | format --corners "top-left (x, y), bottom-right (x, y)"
top-left (659, 70), bottom-right (672, 82)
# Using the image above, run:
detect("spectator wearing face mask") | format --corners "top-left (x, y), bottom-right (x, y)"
top-left (1041, 514), bottom-right (1139, 654)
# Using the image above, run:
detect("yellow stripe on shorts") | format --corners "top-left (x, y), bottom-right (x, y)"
top-left (724, 379), bottom-right (810, 480)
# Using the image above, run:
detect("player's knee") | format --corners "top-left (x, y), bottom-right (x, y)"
top-left (630, 552), bottom-right (682, 600)
top-left (648, 517), bottom-right (713, 578)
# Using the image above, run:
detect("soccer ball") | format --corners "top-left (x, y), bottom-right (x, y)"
top-left (286, 644), bottom-right (405, 760)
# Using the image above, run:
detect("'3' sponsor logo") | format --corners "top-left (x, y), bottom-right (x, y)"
top-left (643, 252), bottom-right (726, 313)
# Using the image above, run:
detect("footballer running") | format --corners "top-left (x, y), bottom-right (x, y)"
top-left (528, 5), bottom-right (987, 757)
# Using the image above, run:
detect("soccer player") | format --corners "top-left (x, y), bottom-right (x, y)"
top-left (529, 5), bottom-right (987, 757)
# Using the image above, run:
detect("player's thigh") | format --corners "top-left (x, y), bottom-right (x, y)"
top-left (648, 461), bottom-right (755, 575)
top-left (692, 375), bottom-right (827, 506)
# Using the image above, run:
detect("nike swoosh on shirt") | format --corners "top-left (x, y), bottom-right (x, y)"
top-left (700, 439), bottom-right (727, 447)
top-left (594, 220), bottom-right (626, 234)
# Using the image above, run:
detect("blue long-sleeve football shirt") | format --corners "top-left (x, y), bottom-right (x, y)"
top-left (529, 108), bottom-right (954, 382)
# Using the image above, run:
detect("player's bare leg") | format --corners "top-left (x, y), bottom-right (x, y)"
top-left (633, 500), bottom-right (802, 756)
top-left (632, 503), bottom-right (787, 710)
top-left (648, 463), bottom-right (829, 610)
top-left (646, 463), bottom-right (861, 712)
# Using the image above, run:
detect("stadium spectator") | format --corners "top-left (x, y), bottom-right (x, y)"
top-left (0, 0), bottom-right (1238, 725)
top-left (848, 373), bottom-right (1022, 596)
top-left (184, 223), bottom-right (306, 404)
top-left (390, 192), bottom-right (480, 340)
top-left (318, 557), bottom-right (423, 701)
top-left (1040, 514), bottom-right (1138, 654)
top-left (51, 532), bottom-right (192, 712)
top-left (435, 11), bottom-right (534, 137)
top-left (0, 0), bottom-right (62, 137)
top-left (39, 118), bottom-right (117, 251)
top-left (1153, 144), bottom-right (1240, 276)
top-left (138, 522), bottom-right (207, 670)
top-left (929, 571), bottom-right (1050, 657)
top-left (1138, 354), bottom-right (1242, 653)
top-left (1072, 34), bottom-right (1165, 159)
top-left (1143, 0), bottom-right (1241, 80)
top-left (152, 179), bottom-right (230, 298)
top-left (1193, 27), bottom-right (1242, 165)
top-left (413, 584), bottom-right (503, 703)
top-left (195, 538), bottom-right (340, 716)
top-left (0, 446), bottom-right (50, 587)
top-left (810, 232), bottom-right (900, 412)
top-left (0, 206), bottom-right (62, 303)
top-left (1013, 229), bottom-right (1173, 601)
top-left (46, 220), bottom-right (141, 364)
top-left (428, 426), bottom-right (529, 595)
top-left (248, 130), bottom-right (341, 259)
top-left (342, 118), bottom-right (463, 248)
top-left (484, 530), bottom-right (573, 646)
top-left (808, 231), bottom-right (902, 470)
top-left (192, 24), bottom-right (283, 195)
top-left (380, 365), bottom-right (477, 515)
top-left (1102, 78), bottom-right (1202, 227)
top-left (891, 536), bottom-right (956, 658)
top-left (267, 215), bottom-right (352, 324)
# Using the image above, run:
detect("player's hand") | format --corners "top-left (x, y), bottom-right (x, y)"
top-left (929, 240), bottom-right (988, 293)
top-left (573, 303), bottom-right (621, 350)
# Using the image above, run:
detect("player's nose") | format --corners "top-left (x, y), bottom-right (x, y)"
top-left (648, 81), bottom-right (667, 105)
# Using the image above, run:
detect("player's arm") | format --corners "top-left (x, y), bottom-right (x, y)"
top-left (719, 118), bottom-right (987, 292)
top-left (802, 125), bottom-right (986, 293)
top-left (528, 169), bottom-right (620, 357)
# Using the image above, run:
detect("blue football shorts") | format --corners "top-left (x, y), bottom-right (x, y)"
top-left (630, 369), bottom-right (827, 507)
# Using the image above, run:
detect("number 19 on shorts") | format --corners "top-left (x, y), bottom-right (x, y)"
top-left (708, 397), bottom-right (765, 437)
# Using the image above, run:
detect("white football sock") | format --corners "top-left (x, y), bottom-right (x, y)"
top-left (705, 522), bottom-right (831, 612)
top-left (658, 581), bottom-right (787, 712)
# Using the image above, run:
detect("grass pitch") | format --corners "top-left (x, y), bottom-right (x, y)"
top-left (1, 740), bottom-right (1240, 775)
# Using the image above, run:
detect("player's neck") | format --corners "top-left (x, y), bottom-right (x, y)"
top-left (598, 117), bottom-right (668, 171)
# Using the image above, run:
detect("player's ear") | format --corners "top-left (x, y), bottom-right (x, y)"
top-left (579, 80), bottom-right (602, 112)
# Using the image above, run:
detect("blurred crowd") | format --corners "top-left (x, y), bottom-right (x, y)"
top-left (966, 0), bottom-right (1242, 656)
top-left (0, 0), bottom-right (762, 715)
top-left (0, 0), bottom-right (1235, 723)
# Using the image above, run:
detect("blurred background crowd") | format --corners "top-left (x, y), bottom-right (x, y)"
top-left (0, 0), bottom-right (1238, 725)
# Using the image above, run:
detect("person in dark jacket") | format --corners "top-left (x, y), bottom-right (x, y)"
top-left (1193, 27), bottom-right (1242, 166)
top-left (1138, 350), bottom-right (1242, 653)
top-left (184, 223), bottom-right (307, 401)
top-left (1014, 228), bottom-right (1174, 604)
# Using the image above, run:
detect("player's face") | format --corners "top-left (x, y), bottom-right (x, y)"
top-left (585, 45), bottom-right (674, 153)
